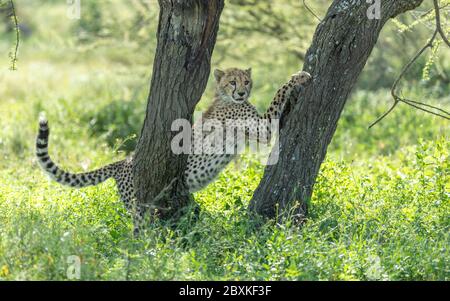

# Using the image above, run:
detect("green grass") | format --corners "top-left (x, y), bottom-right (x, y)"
top-left (0, 1), bottom-right (448, 280)
top-left (0, 141), bottom-right (448, 280)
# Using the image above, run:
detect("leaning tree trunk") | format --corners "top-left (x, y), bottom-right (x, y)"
top-left (133, 0), bottom-right (224, 220)
top-left (250, 0), bottom-right (424, 219)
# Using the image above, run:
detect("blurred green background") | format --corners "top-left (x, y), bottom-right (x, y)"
top-left (0, 0), bottom-right (448, 280)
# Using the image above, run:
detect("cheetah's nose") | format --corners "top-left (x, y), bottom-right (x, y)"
top-left (238, 92), bottom-right (245, 96)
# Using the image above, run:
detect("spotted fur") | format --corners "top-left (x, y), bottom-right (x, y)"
top-left (36, 68), bottom-right (311, 231)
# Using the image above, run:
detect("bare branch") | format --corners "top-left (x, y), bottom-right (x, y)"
top-left (369, 1), bottom-right (449, 129)
top-left (433, 0), bottom-right (450, 47)
top-left (404, 98), bottom-right (450, 116)
top-left (402, 98), bottom-right (450, 119)
top-left (8, 0), bottom-right (19, 70)
top-left (369, 30), bottom-right (437, 128)
top-left (302, 0), bottom-right (322, 22)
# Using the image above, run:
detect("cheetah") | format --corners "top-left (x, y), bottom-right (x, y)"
top-left (36, 68), bottom-right (311, 230)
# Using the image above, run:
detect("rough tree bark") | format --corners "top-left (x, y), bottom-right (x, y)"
top-left (133, 0), bottom-right (224, 220)
top-left (249, 0), bottom-right (424, 219)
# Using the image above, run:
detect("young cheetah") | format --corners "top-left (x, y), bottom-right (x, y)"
top-left (36, 68), bottom-right (311, 228)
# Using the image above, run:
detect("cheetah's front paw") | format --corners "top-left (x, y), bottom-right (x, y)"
top-left (290, 71), bottom-right (312, 85)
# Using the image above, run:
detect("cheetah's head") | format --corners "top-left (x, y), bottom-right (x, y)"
top-left (214, 68), bottom-right (252, 104)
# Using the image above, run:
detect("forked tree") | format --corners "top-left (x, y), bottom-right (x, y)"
top-left (133, 0), bottom-right (431, 222)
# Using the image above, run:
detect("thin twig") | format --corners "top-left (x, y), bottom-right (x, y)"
top-left (369, 30), bottom-right (437, 128)
top-left (302, 0), bottom-right (322, 22)
top-left (402, 98), bottom-right (450, 119)
top-left (404, 98), bottom-right (450, 116)
top-left (433, 0), bottom-right (450, 47)
top-left (9, 0), bottom-right (20, 70)
top-left (368, 102), bottom-right (399, 129)
top-left (369, 0), bottom-right (450, 129)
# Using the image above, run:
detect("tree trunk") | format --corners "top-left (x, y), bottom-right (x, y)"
top-left (249, 0), bottom-right (424, 220)
top-left (133, 0), bottom-right (224, 220)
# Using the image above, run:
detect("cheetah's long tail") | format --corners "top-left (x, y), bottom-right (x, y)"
top-left (36, 115), bottom-right (121, 188)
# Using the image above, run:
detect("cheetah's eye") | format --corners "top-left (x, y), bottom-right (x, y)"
top-left (244, 81), bottom-right (250, 85)
top-left (230, 81), bottom-right (236, 86)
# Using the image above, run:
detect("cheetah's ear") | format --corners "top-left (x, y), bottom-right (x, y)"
top-left (214, 69), bottom-right (225, 82)
top-left (245, 68), bottom-right (252, 77)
